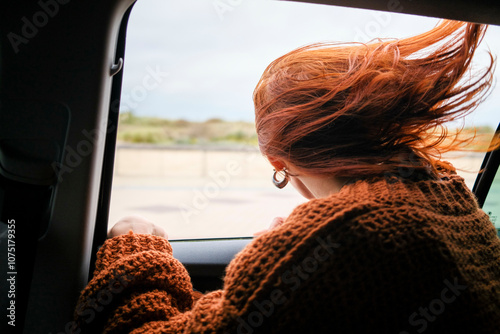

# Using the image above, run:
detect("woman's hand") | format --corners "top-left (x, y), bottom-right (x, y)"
top-left (254, 217), bottom-right (285, 236)
top-left (107, 215), bottom-right (167, 239)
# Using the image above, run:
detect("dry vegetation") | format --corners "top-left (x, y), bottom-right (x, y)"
top-left (117, 112), bottom-right (258, 146)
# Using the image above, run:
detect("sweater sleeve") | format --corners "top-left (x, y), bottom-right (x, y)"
top-left (73, 232), bottom-right (207, 334)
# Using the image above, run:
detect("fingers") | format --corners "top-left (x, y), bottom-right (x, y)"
top-left (152, 224), bottom-right (167, 238)
top-left (253, 216), bottom-right (286, 237)
top-left (253, 229), bottom-right (267, 237)
top-left (269, 217), bottom-right (285, 229)
top-left (107, 215), bottom-right (168, 239)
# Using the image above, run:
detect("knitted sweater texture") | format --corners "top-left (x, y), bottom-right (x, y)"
top-left (74, 174), bottom-right (500, 333)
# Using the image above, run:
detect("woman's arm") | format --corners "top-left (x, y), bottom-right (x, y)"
top-left (73, 232), bottom-right (201, 333)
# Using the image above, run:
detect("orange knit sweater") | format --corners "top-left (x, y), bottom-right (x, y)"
top-left (74, 174), bottom-right (500, 333)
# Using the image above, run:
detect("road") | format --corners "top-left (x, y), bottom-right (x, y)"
top-left (109, 146), bottom-right (488, 240)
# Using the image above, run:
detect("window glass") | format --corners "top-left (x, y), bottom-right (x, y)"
top-left (483, 167), bottom-right (500, 237)
top-left (109, 0), bottom-right (500, 240)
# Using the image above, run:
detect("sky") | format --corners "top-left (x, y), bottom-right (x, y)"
top-left (120, 0), bottom-right (500, 128)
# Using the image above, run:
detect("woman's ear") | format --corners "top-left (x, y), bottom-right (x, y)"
top-left (268, 157), bottom-right (286, 170)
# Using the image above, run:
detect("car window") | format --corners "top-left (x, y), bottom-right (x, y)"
top-left (483, 167), bottom-right (500, 236)
top-left (108, 0), bottom-right (500, 240)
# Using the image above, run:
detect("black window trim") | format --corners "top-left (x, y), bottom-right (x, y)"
top-left (90, 3), bottom-right (135, 278)
top-left (473, 122), bottom-right (500, 208)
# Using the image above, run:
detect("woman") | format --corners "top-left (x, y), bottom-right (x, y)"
top-left (74, 20), bottom-right (500, 333)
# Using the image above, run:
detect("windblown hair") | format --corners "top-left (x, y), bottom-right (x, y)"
top-left (254, 20), bottom-right (496, 178)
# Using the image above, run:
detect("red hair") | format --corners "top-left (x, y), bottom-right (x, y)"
top-left (253, 20), bottom-right (496, 178)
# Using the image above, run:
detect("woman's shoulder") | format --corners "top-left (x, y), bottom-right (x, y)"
top-left (283, 173), bottom-right (480, 237)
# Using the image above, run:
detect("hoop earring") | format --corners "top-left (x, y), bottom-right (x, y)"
top-left (272, 169), bottom-right (288, 189)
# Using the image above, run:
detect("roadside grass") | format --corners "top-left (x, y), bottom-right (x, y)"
top-left (117, 112), bottom-right (258, 146)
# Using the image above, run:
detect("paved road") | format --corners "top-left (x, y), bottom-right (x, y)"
top-left (109, 147), bottom-right (485, 240)
top-left (109, 176), bottom-right (306, 240)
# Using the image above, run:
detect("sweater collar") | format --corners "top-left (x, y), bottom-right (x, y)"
top-left (339, 173), bottom-right (479, 215)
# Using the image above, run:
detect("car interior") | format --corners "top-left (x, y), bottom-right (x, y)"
top-left (1, 0), bottom-right (499, 333)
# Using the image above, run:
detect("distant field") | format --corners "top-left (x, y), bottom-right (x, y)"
top-left (117, 112), bottom-right (257, 145)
